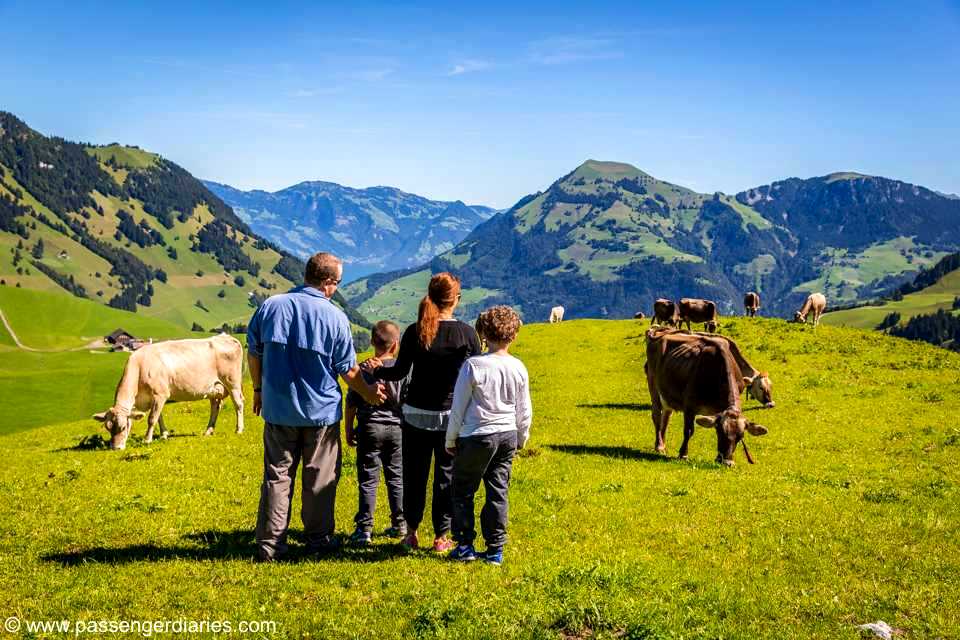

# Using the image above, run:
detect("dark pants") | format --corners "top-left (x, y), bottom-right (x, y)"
top-left (452, 431), bottom-right (517, 552)
top-left (354, 422), bottom-right (404, 532)
top-left (402, 422), bottom-right (454, 536)
top-left (255, 423), bottom-right (342, 560)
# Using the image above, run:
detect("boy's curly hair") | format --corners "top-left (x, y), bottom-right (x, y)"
top-left (475, 305), bottom-right (522, 345)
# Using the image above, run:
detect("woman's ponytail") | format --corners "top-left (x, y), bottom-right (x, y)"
top-left (417, 294), bottom-right (440, 349)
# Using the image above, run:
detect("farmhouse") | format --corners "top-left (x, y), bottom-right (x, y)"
top-left (104, 328), bottom-right (149, 351)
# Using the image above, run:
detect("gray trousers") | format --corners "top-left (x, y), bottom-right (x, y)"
top-left (255, 422), bottom-right (342, 560)
top-left (451, 430), bottom-right (517, 552)
top-left (354, 423), bottom-right (404, 531)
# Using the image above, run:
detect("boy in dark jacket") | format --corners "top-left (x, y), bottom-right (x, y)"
top-left (346, 321), bottom-right (407, 544)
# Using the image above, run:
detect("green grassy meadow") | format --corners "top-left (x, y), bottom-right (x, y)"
top-left (823, 269), bottom-right (960, 330)
top-left (1, 317), bottom-right (959, 638)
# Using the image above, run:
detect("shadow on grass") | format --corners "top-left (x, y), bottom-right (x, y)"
top-left (576, 402), bottom-right (652, 412)
top-left (53, 432), bottom-right (200, 453)
top-left (42, 529), bottom-right (407, 565)
top-left (545, 443), bottom-right (672, 463)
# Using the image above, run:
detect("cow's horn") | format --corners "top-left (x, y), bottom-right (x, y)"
top-left (741, 440), bottom-right (756, 465)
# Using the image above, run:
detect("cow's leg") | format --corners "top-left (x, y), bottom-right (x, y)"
top-left (678, 411), bottom-right (695, 460)
top-left (650, 398), bottom-right (663, 452)
top-left (657, 408), bottom-right (672, 454)
top-left (205, 398), bottom-right (222, 436)
top-left (646, 366), bottom-right (666, 453)
top-left (146, 396), bottom-right (167, 444)
top-left (158, 413), bottom-right (169, 439)
top-left (230, 385), bottom-right (245, 434)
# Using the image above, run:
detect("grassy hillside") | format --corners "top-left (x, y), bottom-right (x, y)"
top-left (0, 112), bottom-right (371, 336)
top-left (823, 266), bottom-right (960, 330)
top-left (0, 285), bottom-right (187, 350)
top-left (348, 267), bottom-right (501, 326)
top-left (1, 318), bottom-right (958, 638)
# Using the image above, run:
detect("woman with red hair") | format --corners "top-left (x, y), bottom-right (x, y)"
top-left (364, 272), bottom-right (481, 551)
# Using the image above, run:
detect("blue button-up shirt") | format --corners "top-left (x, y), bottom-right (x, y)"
top-left (247, 286), bottom-right (357, 427)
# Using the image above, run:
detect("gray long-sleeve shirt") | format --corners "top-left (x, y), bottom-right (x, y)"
top-left (445, 353), bottom-right (533, 449)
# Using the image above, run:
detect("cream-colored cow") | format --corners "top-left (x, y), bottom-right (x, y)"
top-left (794, 293), bottom-right (827, 327)
top-left (93, 334), bottom-right (244, 449)
top-left (549, 305), bottom-right (565, 323)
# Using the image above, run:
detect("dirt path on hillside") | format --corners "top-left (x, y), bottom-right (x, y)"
top-left (0, 307), bottom-right (106, 353)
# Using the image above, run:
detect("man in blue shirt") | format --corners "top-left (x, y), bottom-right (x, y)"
top-left (248, 252), bottom-right (385, 561)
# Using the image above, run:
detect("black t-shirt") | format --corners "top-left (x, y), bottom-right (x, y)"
top-left (346, 359), bottom-right (404, 428)
top-left (374, 319), bottom-right (481, 412)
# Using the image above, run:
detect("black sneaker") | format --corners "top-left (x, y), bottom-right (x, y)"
top-left (348, 528), bottom-right (372, 546)
top-left (383, 525), bottom-right (407, 539)
top-left (309, 534), bottom-right (341, 556)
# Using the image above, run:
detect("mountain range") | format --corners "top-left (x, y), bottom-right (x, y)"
top-left (0, 112), bottom-right (369, 335)
top-left (342, 160), bottom-right (960, 324)
top-left (203, 179), bottom-right (498, 281)
top-left (4, 109), bottom-right (958, 333)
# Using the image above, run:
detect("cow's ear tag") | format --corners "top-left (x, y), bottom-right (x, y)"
top-left (695, 416), bottom-right (715, 428)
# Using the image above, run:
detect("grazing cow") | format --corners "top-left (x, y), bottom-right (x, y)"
top-left (93, 334), bottom-right (245, 450)
top-left (634, 311), bottom-right (646, 320)
top-left (549, 305), bottom-right (565, 323)
top-left (678, 298), bottom-right (719, 333)
top-left (645, 330), bottom-right (768, 465)
top-left (794, 293), bottom-right (827, 327)
top-left (690, 330), bottom-right (774, 408)
top-left (744, 291), bottom-right (760, 317)
top-left (652, 299), bottom-right (678, 327)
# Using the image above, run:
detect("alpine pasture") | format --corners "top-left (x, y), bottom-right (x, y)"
top-left (1, 316), bottom-right (959, 639)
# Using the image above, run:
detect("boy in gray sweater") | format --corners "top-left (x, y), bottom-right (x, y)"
top-left (445, 306), bottom-right (532, 565)
top-left (346, 321), bottom-right (406, 545)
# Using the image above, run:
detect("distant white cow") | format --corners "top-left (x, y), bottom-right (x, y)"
top-left (549, 305), bottom-right (565, 323)
top-left (93, 334), bottom-right (245, 449)
top-left (794, 293), bottom-right (827, 327)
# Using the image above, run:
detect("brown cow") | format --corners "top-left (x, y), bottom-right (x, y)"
top-left (678, 298), bottom-right (719, 333)
top-left (744, 291), bottom-right (760, 317)
top-left (652, 299), bottom-right (678, 327)
top-left (634, 311), bottom-right (646, 320)
top-left (794, 293), bottom-right (827, 327)
top-left (645, 330), bottom-right (768, 465)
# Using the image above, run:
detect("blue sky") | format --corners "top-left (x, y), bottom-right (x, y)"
top-left (2, 0), bottom-right (959, 207)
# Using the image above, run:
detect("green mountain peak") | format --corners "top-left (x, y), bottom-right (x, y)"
top-left (823, 171), bottom-right (872, 183)
top-left (571, 159), bottom-right (652, 182)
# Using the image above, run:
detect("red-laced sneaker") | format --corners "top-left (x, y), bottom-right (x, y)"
top-left (432, 537), bottom-right (455, 553)
top-left (400, 532), bottom-right (419, 551)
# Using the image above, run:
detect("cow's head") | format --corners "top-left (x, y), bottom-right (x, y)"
top-left (793, 310), bottom-right (805, 323)
top-left (706, 320), bottom-right (719, 333)
top-left (744, 373), bottom-right (775, 408)
top-left (696, 409), bottom-right (768, 466)
top-left (92, 407), bottom-right (146, 450)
